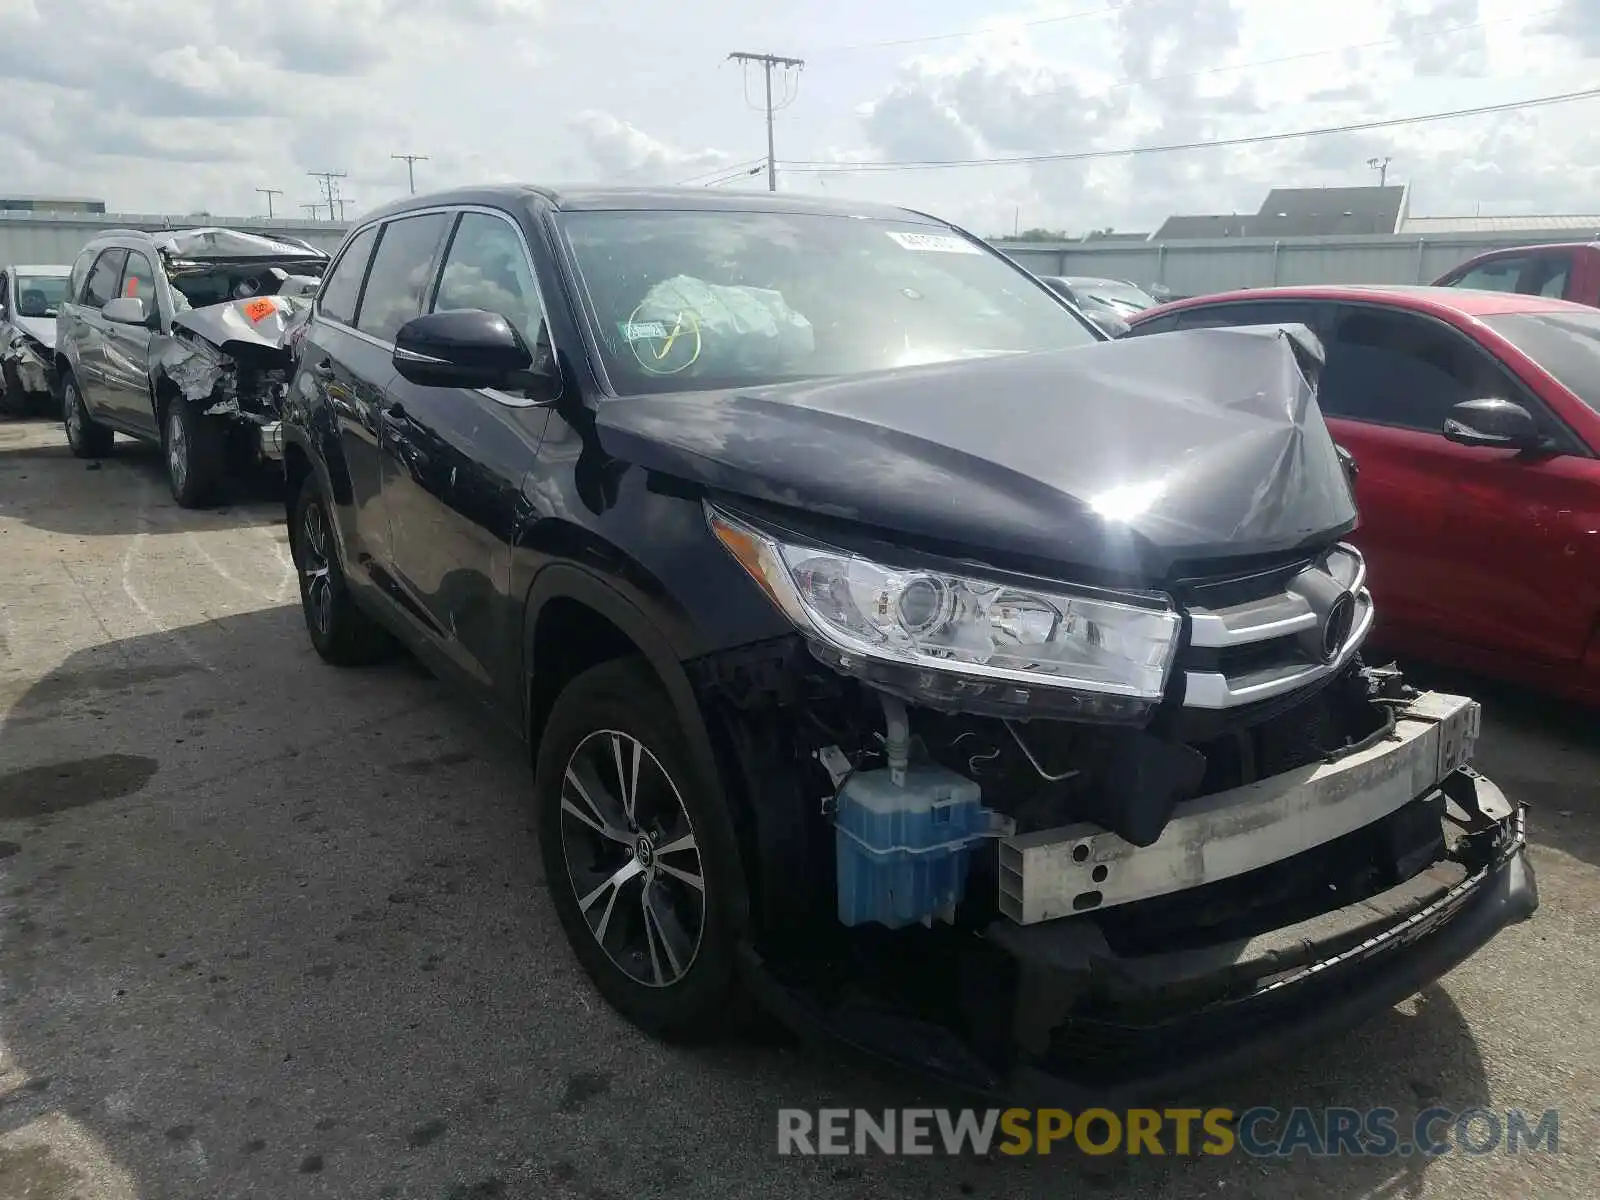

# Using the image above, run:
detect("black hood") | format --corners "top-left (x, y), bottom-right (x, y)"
top-left (593, 324), bottom-right (1356, 582)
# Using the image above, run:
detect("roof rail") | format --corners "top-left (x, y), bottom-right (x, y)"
top-left (91, 227), bottom-right (155, 241)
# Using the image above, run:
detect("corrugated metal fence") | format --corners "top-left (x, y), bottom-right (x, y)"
top-left (0, 212), bottom-right (350, 266)
top-left (990, 229), bottom-right (1600, 297)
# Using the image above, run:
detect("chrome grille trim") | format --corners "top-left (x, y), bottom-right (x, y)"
top-left (1180, 543), bottom-right (1372, 710)
top-left (1184, 588), bottom-right (1374, 709)
top-left (1188, 542), bottom-right (1366, 649)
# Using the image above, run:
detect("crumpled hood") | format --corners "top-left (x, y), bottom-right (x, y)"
top-left (171, 295), bottom-right (310, 360)
top-left (9, 315), bottom-right (55, 350)
top-left (594, 324), bottom-right (1357, 582)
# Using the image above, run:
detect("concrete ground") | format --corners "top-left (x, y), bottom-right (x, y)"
top-left (0, 415), bottom-right (1594, 1199)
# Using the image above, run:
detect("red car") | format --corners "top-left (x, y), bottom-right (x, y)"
top-left (1433, 241), bottom-right (1600, 307)
top-left (1125, 285), bottom-right (1600, 703)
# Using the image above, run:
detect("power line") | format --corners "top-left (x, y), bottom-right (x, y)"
top-left (306, 171), bottom-right (347, 221)
top-left (728, 51), bottom-right (805, 191)
top-left (392, 153), bottom-right (429, 195)
top-left (781, 85), bottom-right (1600, 174)
top-left (255, 187), bottom-right (283, 218)
top-left (705, 164), bottom-right (767, 188)
top-left (676, 157), bottom-right (767, 186)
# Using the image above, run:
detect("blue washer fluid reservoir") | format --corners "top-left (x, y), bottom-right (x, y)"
top-left (835, 763), bottom-right (1004, 929)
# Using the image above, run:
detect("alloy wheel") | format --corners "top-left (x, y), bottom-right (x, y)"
top-left (559, 729), bottom-right (706, 989)
top-left (64, 384), bottom-right (82, 445)
top-left (166, 409), bottom-right (189, 494)
top-left (299, 499), bottom-right (334, 637)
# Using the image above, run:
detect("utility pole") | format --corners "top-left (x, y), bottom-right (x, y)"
top-left (728, 51), bottom-right (804, 191)
top-left (301, 203), bottom-right (320, 221)
top-left (306, 170), bottom-right (348, 221)
top-left (255, 187), bottom-right (283, 218)
top-left (392, 153), bottom-right (428, 195)
top-left (1367, 156), bottom-right (1392, 187)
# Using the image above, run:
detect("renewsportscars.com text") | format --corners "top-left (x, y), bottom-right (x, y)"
top-left (776, 1107), bottom-right (1561, 1158)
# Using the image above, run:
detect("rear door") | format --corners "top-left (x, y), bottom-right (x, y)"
top-left (1317, 302), bottom-right (1595, 664)
top-left (380, 207), bottom-right (556, 703)
top-left (297, 224), bottom-right (390, 584)
top-left (99, 250), bottom-right (160, 436)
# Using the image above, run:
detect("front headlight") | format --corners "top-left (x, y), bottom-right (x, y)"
top-left (707, 505), bottom-right (1179, 721)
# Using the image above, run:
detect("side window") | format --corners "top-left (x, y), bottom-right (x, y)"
top-left (1128, 312), bottom-right (1180, 335)
top-left (431, 212), bottom-right (548, 351)
top-left (317, 225), bottom-right (378, 326)
top-left (1174, 301), bottom-right (1322, 330)
top-left (68, 249), bottom-right (95, 301)
top-left (120, 252), bottom-right (157, 302)
top-left (82, 249), bottom-right (128, 310)
top-left (1319, 307), bottom-right (1495, 430)
top-left (1446, 256), bottom-right (1525, 292)
top-left (356, 213), bottom-right (451, 343)
top-left (1522, 254), bottom-right (1571, 298)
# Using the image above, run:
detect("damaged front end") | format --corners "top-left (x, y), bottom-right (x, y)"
top-left (154, 295), bottom-right (312, 462)
top-left (654, 329), bottom-right (1536, 1102)
top-left (2, 327), bottom-right (54, 397)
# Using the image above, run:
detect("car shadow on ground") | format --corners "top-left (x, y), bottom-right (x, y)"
top-left (1397, 659), bottom-right (1600, 872)
top-left (0, 418), bottom-right (283, 537)
top-left (0, 606), bottom-right (1504, 1198)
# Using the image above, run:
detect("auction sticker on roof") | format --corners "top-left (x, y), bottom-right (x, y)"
top-left (886, 231), bottom-right (982, 254)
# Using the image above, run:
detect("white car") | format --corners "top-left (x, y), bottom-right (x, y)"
top-left (0, 263), bottom-right (71, 416)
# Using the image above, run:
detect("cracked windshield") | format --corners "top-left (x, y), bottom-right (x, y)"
top-left (0, 2), bottom-right (1595, 1199)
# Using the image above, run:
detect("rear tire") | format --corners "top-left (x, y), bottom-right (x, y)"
top-left (162, 400), bottom-right (226, 508)
top-left (62, 373), bottom-right (114, 458)
top-left (290, 473), bottom-right (396, 666)
top-left (534, 657), bottom-right (741, 1039)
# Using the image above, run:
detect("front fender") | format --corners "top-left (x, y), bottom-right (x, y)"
top-left (521, 562), bottom-right (752, 938)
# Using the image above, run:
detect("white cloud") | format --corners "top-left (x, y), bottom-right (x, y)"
top-left (1, 0), bottom-right (1597, 235)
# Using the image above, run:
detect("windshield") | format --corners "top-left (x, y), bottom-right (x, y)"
top-left (559, 209), bottom-right (1099, 394)
top-left (1065, 279), bottom-right (1158, 312)
top-left (15, 275), bottom-right (71, 318)
top-left (1482, 311), bottom-right (1600, 417)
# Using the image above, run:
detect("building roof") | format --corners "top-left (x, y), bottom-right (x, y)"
top-left (1400, 214), bottom-right (1600, 235)
top-left (1151, 214), bottom-right (1253, 240)
top-left (1153, 185), bottom-right (1408, 241)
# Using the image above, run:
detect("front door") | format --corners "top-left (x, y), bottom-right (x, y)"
top-left (100, 250), bottom-right (159, 437)
top-left (380, 209), bottom-right (555, 705)
top-left (1319, 302), bottom-right (1597, 665)
top-left (74, 248), bottom-right (127, 421)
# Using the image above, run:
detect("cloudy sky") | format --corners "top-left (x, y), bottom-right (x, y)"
top-left (1, 0), bottom-right (1598, 235)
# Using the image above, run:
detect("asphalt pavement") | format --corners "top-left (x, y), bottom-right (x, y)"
top-left (0, 417), bottom-right (1594, 1199)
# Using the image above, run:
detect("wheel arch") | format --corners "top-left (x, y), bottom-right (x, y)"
top-left (523, 564), bottom-right (752, 938)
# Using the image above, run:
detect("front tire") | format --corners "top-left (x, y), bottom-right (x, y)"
top-left (62, 374), bottom-right (114, 457)
top-left (534, 658), bottom-right (740, 1039)
top-left (162, 400), bottom-right (226, 508)
top-left (289, 473), bottom-right (396, 666)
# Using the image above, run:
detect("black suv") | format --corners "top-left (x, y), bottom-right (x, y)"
top-left (282, 186), bottom-right (1534, 1101)
top-left (56, 227), bottom-right (329, 505)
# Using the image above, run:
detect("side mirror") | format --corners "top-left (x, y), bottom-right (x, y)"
top-left (393, 309), bottom-right (556, 396)
top-left (103, 296), bottom-right (150, 326)
top-left (1443, 398), bottom-right (1545, 452)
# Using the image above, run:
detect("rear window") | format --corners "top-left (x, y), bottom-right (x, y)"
top-left (1481, 312), bottom-right (1600, 416)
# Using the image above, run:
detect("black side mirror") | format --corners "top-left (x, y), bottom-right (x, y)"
top-left (1443, 398), bottom-right (1545, 452)
top-left (392, 309), bottom-right (556, 397)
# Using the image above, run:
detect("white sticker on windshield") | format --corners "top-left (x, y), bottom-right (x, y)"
top-left (886, 231), bottom-right (982, 255)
